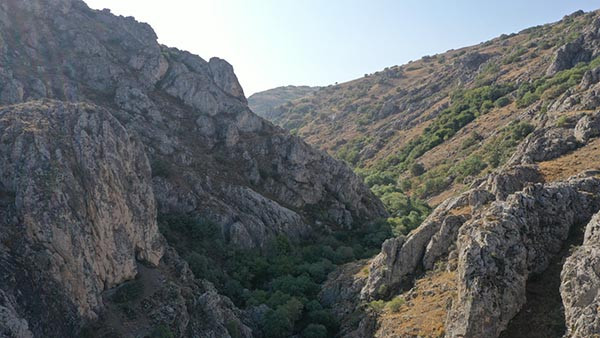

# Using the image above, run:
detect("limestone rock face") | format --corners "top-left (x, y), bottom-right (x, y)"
top-left (447, 177), bottom-right (600, 337)
top-left (574, 113), bottom-right (600, 143)
top-left (561, 212), bottom-right (600, 338)
top-left (0, 101), bottom-right (163, 335)
top-left (360, 163), bottom-right (543, 301)
top-left (547, 37), bottom-right (593, 76)
top-left (508, 127), bottom-right (581, 165)
top-left (361, 194), bottom-right (469, 299)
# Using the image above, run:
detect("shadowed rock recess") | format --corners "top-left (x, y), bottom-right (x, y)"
top-left (0, 0), bottom-right (386, 336)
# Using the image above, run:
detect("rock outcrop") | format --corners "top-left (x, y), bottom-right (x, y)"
top-left (321, 109), bottom-right (600, 337)
top-left (0, 101), bottom-right (163, 336)
top-left (560, 212), bottom-right (600, 337)
top-left (447, 176), bottom-right (600, 337)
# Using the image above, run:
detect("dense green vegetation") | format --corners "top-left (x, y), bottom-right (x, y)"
top-left (159, 213), bottom-right (391, 337)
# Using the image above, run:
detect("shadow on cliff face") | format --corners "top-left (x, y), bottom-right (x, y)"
top-left (500, 222), bottom-right (586, 338)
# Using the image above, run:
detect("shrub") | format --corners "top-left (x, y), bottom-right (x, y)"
top-left (364, 171), bottom-right (396, 187)
top-left (263, 308), bottom-right (294, 338)
top-left (452, 155), bottom-right (487, 180)
top-left (494, 96), bottom-right (511, 107)
top-left (368, 300), bottom-right (386, 312)
top-left (556, 115), bottom-right (569, 127)
top-left (334, 246), bottom-right (355, 263)
top-left (281, 297), bottom-right (304, 322)
top-left (271, 275), bottom-right (319, 298)
top-left (509, 122), bottom-right (534, 140)
top-left (387, 296), bottom-right (406, 313)
top-left (516, 92), bottom-right (540, 108)
top-left (306, 309), bottom-right (339, 333)
top-left (388, 211), bottom-right (426, 236)
top-left (151, 159), bottom-right (171, 178)
top-left (461, 132), bottom-right (482, 149)
top-left (417, 177), bottom-right (450, 198)
top-left (410, 162), bottom-right (425, 176)
top-left (150, 325), bottom-right (174, 338)
top-left (225, 320), bottom-right (242, 338)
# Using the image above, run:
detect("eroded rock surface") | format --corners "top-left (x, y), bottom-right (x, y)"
top-left (447, 176), bottom-right (600, 337)
top-left (0, 101), bottom-right (163, 335)
top-left (561, 212), bottom-right (600, 337)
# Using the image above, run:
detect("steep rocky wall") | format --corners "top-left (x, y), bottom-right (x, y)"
top-left (447, 177), bottom-right (600, 337)
top-left (0, 101), bottom-right (163, 335)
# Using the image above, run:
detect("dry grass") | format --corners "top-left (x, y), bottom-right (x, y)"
top-left (449, 204), bottom-right (472, 217)
top-left (375, 269), bottom-right (456, 338)
top-left (538, 138), bottom-right (600, 182)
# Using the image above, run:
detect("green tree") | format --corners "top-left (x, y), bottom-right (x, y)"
top-left (302, 324), bottom-right (328, 338)
top-left (263, 308), bottom-right (293, 338)
top-left (410, 162), bottom-right (425, 176)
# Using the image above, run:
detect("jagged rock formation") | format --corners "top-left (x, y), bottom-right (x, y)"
top-left (447, 176), bottom-right (600, 337)
top-left (0, 0), bottom-right (385, 336)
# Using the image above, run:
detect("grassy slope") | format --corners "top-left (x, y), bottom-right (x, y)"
top-left (266, 10), bottom-right (597, 212)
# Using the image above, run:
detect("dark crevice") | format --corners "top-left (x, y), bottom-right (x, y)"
top-left (500, 222), bottom-right (586, 338)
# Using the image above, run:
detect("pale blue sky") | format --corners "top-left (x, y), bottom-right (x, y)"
top-left (83, 0), bottom-right (600, 95)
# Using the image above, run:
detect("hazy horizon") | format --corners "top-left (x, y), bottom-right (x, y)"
top-left (83, 0), bottom-right (600, 95)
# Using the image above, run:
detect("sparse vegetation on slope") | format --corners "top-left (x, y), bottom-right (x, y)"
top-left (259, 10), bottom-right (600, 211)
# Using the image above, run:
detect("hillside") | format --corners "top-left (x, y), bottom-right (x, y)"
top-left (268, 10), bottom-right (600, 235)
top-left (248, 85), bottom-right (320, 119)
top-left (306, 9), bottom-right (600, 338)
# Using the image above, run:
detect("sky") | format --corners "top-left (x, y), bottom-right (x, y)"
top-left (82, 1), bottom-right (600, 96)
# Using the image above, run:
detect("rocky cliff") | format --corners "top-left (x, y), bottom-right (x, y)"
top-left (0, 0), bottom-right (385, 336)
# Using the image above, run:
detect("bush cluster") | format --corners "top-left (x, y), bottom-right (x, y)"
top-left (159, 212), bottom-right (392, 337)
